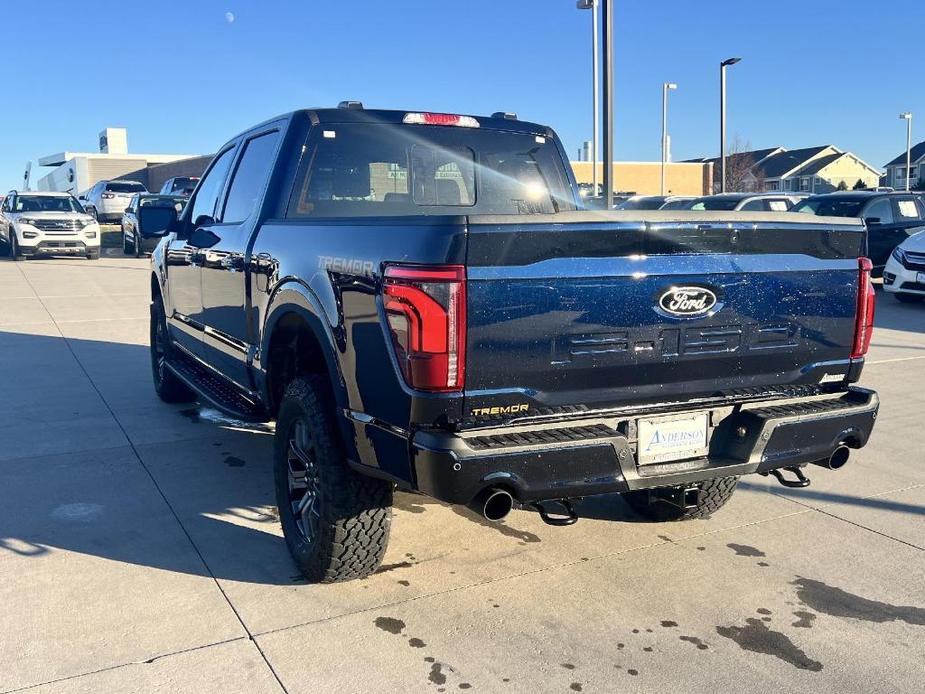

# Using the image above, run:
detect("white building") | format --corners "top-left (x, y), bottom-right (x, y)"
top-left (35, 127), bottom-right (201, 195)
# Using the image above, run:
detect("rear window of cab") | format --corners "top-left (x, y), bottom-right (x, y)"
top-left (287, 123), bottom-right (575, 218)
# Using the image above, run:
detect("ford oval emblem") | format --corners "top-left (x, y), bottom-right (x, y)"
top-left (658, 286), bottom-right (718, 317)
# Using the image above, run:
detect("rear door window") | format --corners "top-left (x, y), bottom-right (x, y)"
top-left (864, 198), bottom-right (894, 224)
top-left (220, 130), bottom-right (281, 223)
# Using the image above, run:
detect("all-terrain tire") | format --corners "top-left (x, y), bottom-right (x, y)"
top-left (150, 293), bottom-right (196, 403)
top-left (275, 376), bottom-right (392, 583)
top-left (122, 227), bottom-right (131, 254)
top-left (10, 233), bottom-right (21, 261)
top-left (622, 476), bottom-right (740, 521)
top-left (87, 248), bottom-right (101, 260)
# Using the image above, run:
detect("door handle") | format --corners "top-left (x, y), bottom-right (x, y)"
top-left (189, 250), bottom-right (206, 266)
top-left (220, 255), bottom-right (245, 271)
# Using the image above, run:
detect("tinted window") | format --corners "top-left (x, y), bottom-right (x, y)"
top-left (106, 181), bottom-right (146, 193)
top-left (289, 124), bottom-right (574, 218)
top-left (864, 198), bottom-right (893, 224)
top-left (739, 199), bottom-right (764, 211)
top-left (13, 195), bottom-right (83, 213)
top-left (659, 199), bottom-right (691, 210)
top-left (221, 131), bottom-right (280, 223)
top-left (619, 197), bottom-right (665, 210)
top-left (793, 198), bottom-right (865, 217)
top-left (189, 148), bottom-right (235, 225)
top-left (688, 198), bottom-right (740, 211)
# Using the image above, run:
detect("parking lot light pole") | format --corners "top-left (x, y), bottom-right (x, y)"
top-left (661, 82), bottom-right (677, 196)
top-left (720, 57), bottom-right (741, 193)
top-left (900, 112), bottom-right (913, 192)
top-left (577, 0), bottom-right (600, 196)
top-left (601, 0), bottom-right (614, 207)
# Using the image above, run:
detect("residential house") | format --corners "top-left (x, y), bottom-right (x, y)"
top-left (685, 145), bottom-right (881, 193)
top-left (884, 141), bottom-right (925, 190)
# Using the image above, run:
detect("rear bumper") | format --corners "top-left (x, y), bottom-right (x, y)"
top-left (411, 387), bottom-right (879, 505)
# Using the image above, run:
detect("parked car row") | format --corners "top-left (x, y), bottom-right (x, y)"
top-left (615, 190), bottom-right (925, 303)
top-left (79, 177), bottom-right (200, 222)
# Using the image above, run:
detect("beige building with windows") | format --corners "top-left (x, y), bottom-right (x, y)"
top-left (570, 161), bottom-right (714, 196)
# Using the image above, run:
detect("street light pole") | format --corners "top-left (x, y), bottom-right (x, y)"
top-left (602, 0), bottom-right (614, 206)
top-left (900, 112), bottom-right (913, 192)
top-left (720, 57), bottom-right (741, 194)
top-left (577, 0), bottom-right (601, 197)
top-left (661, 82), bottom-right (677, 196)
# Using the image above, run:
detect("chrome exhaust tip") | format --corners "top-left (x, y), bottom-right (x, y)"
top-left (813, 445), bottom-right (850, 470)
top-left (469, 487), bottom-right (514, 522)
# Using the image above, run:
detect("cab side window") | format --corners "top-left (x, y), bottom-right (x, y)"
top-left (740, 199), bottom-right (763, 211)
top-left (864, 198), bottom-right (893, 225)
top-left (189, 148), bottom-right (235, 226)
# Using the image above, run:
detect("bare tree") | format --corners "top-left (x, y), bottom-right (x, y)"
top-left (714, 136), bottom-right (765, 193)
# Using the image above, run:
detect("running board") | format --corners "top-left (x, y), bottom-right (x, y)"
top-left (165, 351), bottom-right (267, 423)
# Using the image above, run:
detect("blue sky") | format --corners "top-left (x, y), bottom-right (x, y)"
top-left (2, 0), bottom-right (923, 190)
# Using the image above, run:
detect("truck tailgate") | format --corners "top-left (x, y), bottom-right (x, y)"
top-left (464, 211), bottom-right (866, 418)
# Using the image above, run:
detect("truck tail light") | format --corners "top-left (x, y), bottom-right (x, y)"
top-left (851, 257), bottom-right (876, 359)
top-left (402, 113), bottom-right (480, 128)
top-left (383, 265), bottom-right (466, 392)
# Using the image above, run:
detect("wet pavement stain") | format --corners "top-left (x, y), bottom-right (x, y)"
top-left (679, 635), bottom-right (709, 650)
top-left (429, 662), bottom-right (447, 685)
top-left (397, 580), bottom-right (410, 587)
top-left (570, 683), bottom-right (583, 692)
top-left (561, 663), bottom-right (575, 670)
top-left (661, 620), bottom-right (678, 628)
top-left (716, 618), bottom-right (822, 671)
top-left (223, 455), bottom-right (245, 467)
top-left (642, 646), bottom-right (653, 652)
top-left (696, 546), bottom-right (706, 551)
top-left (374, 616), bottom-right (406, 635)
top-left (793, 577), bottom-right (925, 626)
top-left (627, 669), bottom-right (639, 676)
top-left (757, 608), bottom-right (772, 615)
top-left (657, 535), bottom-right (673, 542)
top-left (408, 637), bottom-right (426, 648)
top-left (459, 684), bottom-right (472, 690)
top-left (425, 657), bottom-right (436, 663)
top-left (792, 611), bottom-right (817, 629)
top-left (757, 562), bottom-right (770, 567)
top-left (376, 561), bottom-right (413, 574)
top-left (617, 643), bottom-right (625, 650)
top-left (727, 543), bottom-right (766, 557)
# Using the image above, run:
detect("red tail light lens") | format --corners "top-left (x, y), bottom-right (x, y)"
top-left (851, 257), bottom-right (875, 359)
top-left (383, 265), bottom-right (466, 391)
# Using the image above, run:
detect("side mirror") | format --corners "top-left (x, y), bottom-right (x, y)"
top-left (864, 217), bottom-right (881, 226)
top-left (188, 226), bottom-right (220, 249)
top-left (138, 205), bottom-right (179, 238)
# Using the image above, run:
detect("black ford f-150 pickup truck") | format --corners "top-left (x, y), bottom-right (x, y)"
top-left (148, 105), bottom-right (879, 582)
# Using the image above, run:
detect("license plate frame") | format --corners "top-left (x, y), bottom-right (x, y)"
top-left (637, 412), bottom-right (709, 465)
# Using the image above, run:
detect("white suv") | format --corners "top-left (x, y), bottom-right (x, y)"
top-left (0, 191), bottom-right (101, 260)
top-left (82, 179), bottom-right (148, 223)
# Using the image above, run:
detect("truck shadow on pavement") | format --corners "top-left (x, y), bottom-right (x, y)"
top-left (2, 329), bottom-right (921, 590)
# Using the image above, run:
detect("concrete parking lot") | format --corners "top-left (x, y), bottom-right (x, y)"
top-left (0, 253), bottom-right (923, 693)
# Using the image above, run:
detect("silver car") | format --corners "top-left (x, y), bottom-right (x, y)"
top-left (82, 179), bottom-right (148, 223)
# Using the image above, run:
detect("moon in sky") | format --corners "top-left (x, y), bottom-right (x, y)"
top-left (225, 11), bottom-right (235, 23)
